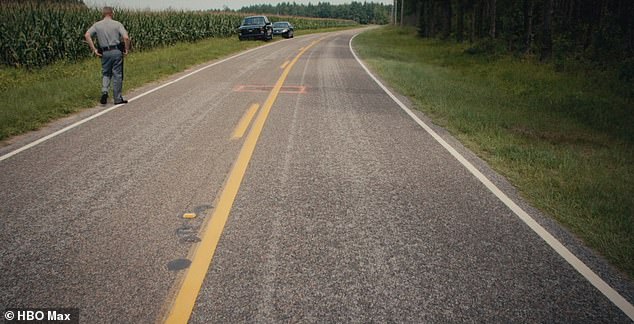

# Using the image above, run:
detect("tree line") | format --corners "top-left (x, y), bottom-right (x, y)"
top-left (238, 2), bottom-right (391, 25)
top-left (396, 0), bottom-right (633, 68)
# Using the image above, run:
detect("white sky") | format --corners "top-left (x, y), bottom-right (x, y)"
top-left (84, 0), bottom-right (392, 11)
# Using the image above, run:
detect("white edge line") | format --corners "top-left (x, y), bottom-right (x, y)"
top-left (348, 33), bottom-right (634, 320)
top-left (0, 41), bottom-right (278, 163)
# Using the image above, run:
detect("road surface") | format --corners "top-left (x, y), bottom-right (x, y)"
top-left (1, 29), bottom-right (632, 323)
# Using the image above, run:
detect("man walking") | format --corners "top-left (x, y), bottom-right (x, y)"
top-left (85, 7), bottom-right (130, 105)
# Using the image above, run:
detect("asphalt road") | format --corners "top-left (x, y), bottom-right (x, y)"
top-left (1, 29), bottom-right (633, 323)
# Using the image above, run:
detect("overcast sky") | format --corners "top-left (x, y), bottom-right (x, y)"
top-left (84, 0), bottom-right (391, 11)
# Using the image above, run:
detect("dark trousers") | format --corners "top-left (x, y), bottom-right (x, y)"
top-left (101, 49), bottom-right (124, 102)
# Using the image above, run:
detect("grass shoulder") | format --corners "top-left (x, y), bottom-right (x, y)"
top-left (353, 26), bottom-right (633, 279)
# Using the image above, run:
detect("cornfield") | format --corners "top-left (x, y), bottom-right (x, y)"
top-left (0, 2), bottom-right (358, 68)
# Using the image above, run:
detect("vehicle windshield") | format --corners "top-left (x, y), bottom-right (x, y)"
top-left (273, 22), bottom-right (289, 28)
top-left (243, 17), bottom-right (265, 26)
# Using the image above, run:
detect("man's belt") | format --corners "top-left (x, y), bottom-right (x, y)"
top-left (100, 45), bottom-right (120, 52)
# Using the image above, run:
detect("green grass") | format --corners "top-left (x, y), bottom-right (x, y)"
top-left (0, 26), bottom-right (356, 141)
top-left (354, 26), bottom-right (633, 279)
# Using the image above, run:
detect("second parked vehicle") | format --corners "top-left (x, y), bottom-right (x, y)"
top-left (238, 16), bottom-right (273, 41)
top-left (272, 21), bottom-right (294, 39)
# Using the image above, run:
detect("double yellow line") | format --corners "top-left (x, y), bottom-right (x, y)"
top-left (164, 39), bottom-right (321, 324)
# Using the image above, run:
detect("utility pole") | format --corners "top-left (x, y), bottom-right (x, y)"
top-left (400, 0), bottom-right (404, 27)
top-left (393, 0), bottom-right (397, 25)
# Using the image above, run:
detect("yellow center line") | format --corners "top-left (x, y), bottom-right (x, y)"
top-left (164, 39), bottom-right (322, 324)
top-left (231, 103), bottom-right (260, 140)
top-left (280, 60), bottom-right (290, 69)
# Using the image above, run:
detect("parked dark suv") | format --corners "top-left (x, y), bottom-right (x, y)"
top-left (238, 16), bottom-right (273, 41)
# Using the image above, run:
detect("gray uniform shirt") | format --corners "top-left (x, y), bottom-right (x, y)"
top-left (87, 18), bottom-right (128, 48)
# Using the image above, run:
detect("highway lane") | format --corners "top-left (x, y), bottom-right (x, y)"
top-left (0, 29), bottom-right (632, 323)
top-left (0, 34), bottom-right (313, 322)
top-left (186, 31), bottom-right (633, 322)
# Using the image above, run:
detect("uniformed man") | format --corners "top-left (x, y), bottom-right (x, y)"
top-left (84, 7), bottom-right (130, 105)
